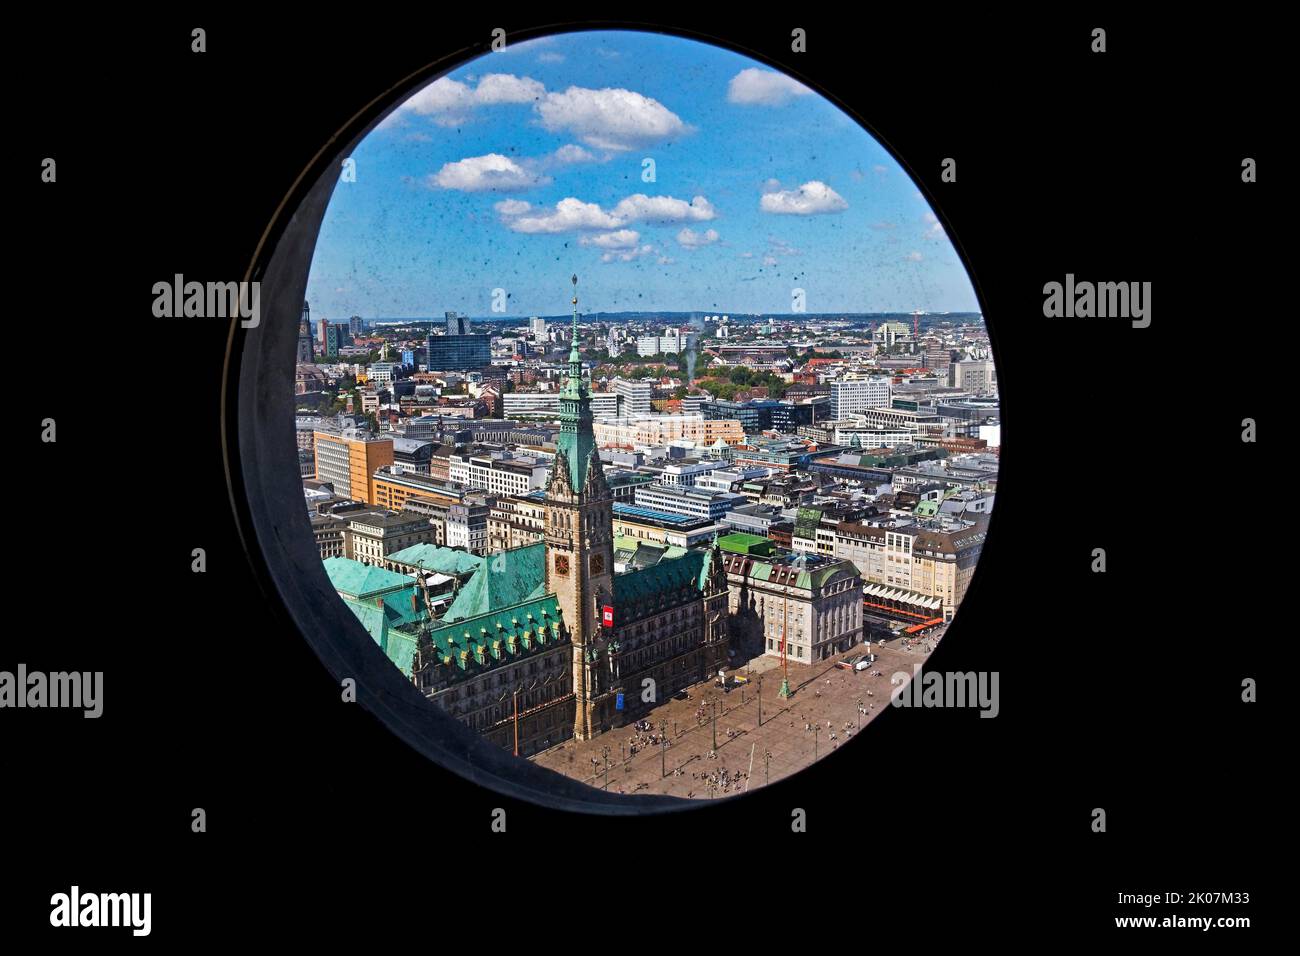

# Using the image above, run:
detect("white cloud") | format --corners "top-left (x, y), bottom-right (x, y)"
top-left (612, 193), bottom-right (716, 224)
top-left (762, 255), bottom-right (779, 267)
top-left (537, 86), bottom-right (689, 150)
top-left (537, 52), bottom-right (565, 64)
top-left (496, 192), bottom-right (717, 234)
top-left (760, 180), bottom-right (848, 215)
top-left (727, 68), bottom-right (813, 106)
top-left (398, 73), bottom-right (544, 125)
top-left (473, 73), bottom-right (546, 105)
top-left (552, 144), bottom-right (598, 165)
top-left (922, 211), bottom-right (947, 240)
top-left (581, 229), bottom-right (641, 250)
top-left (602, 244), bottom-right (656, 263)
top-left (904, 251), bottom-right (924, 262)
top-left (677, 227), bottom-right (720, 249)
top-left (494, 199), bottom-right (531, 216)
top-left (499, 197), bottom-right (624, 233)
top-left (403, 77), bottom-right (474, 122)
top-left (431, 153), bottom-right (547, 192)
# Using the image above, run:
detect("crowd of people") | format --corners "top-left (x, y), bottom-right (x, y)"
top-left (688, 761), bottom-right (748, 797)
top-left (625, 722), bottom-right (668, 758)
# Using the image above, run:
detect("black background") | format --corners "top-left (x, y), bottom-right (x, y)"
top-left (11, 10), bottom-right (1277, 941)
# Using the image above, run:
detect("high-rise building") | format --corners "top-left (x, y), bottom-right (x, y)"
top-left (924, 343), bottom-right (953, 373)
top-left (349, 315), bottom-right (364, 338)
top-left (830, 377), bottom-right (892, 419)
top-left (424, 334), bottom-right (491, 370)
top-left (612, 377), bottom-right (653, 416)
top-left (949, 359), bottom-right (997, 396)
top-left (446, 311), bottom-right (470, 336)
top-left (312, 428), bottom-right (394, 504)
top-left (298, 301), bottom-right (314, 363)
top-left (529, 316), bottom-right (546, 337)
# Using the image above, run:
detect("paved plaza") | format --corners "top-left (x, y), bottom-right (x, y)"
top-left (531, 638), bottom-right (933, 798)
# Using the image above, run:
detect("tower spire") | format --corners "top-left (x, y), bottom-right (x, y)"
top-left (568, 273), bottom-right (582, 385)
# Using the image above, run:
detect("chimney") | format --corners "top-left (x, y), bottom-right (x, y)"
top-left (375, 597), bottom-right (385, 609)
top-left (411, 593), bottom-right (420, 612)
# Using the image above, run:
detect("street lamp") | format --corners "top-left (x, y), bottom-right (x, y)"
top-left (757, 674), bottom-right (763, 727)
top-left (660, 720), bottom-right (668, 780)
top-left (765, 750), bottom-right (772, 787)
top-left (602, 745), bottom-right (611, 791)
top-left (814, 725), bottom-right (820, 761)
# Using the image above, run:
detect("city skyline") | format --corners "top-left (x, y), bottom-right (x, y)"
top-left (306, 30), bottom-right (980, 320)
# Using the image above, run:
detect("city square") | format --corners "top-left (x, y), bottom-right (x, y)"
top-left (531, 639), bottom-right (932, 797)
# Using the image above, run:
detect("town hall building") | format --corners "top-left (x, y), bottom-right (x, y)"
top-left (406, 277), bottom-right (730, 756)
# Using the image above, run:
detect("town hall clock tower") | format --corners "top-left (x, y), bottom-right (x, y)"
top-left (544, 275), bottom-right (617, 740)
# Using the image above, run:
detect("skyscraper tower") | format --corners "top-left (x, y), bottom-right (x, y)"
top-left (297, 301), bottom-right (314, 363)
top-left (543, 275), bottom-right (616, 741)
top-left (445, 311), bottom-right (470, 336)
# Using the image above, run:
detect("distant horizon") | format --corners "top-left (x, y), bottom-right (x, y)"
top-left (327, 310), bottom-right (984, 325)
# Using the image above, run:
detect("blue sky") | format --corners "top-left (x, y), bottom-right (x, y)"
top-left (306, 30), bottom-right (980, 320)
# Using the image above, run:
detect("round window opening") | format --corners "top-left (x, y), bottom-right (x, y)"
top-left (226, 28), bottom-right (998, 813)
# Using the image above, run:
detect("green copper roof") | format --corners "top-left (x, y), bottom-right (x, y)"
top-left (340, 594), bottom-right (425, 676)
top-left (554, 274), bottom-right (596, 493)
top-left (613, 549), bottom-right (709, 607)
top-left (612, 537), bottom-right (688, 569)
top-left (443, 541), bottom-right (546, 623)
top-left (424, 594), bottom-right (564, 673)
top-left (324, 557), bottom-right (413, 600)
top-left (555, 419), bottom-right (596, 493)
top-left (386, 543), bottom-right (484, 577)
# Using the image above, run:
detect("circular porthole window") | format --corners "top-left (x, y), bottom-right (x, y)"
top-left (224, 27), bottom-right (996, 813)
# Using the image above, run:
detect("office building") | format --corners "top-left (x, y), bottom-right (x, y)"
top-left (446, 311), bottom-right (471, 336)
top-left (612, 378), bottom-right (653, 416)
top-left (830, 377), bottom-right (893, 419)
top-left (346, 510), bottom-right (436, 565)
top-left (425, 334), bottom-right (491, 371)
top-left (716, 533), bottom-right (864, 663)
top-left (312, 429), bottom-right (394, 504)
top-left (633, 483), bottom-right (747, 521)
top-left (448, 450), bottom-right (549, 498)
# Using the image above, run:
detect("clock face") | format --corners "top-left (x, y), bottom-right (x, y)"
top-left (590, 553), bottom-right (604, 574)
top-left (555, 554), bottom-right (570, 575)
